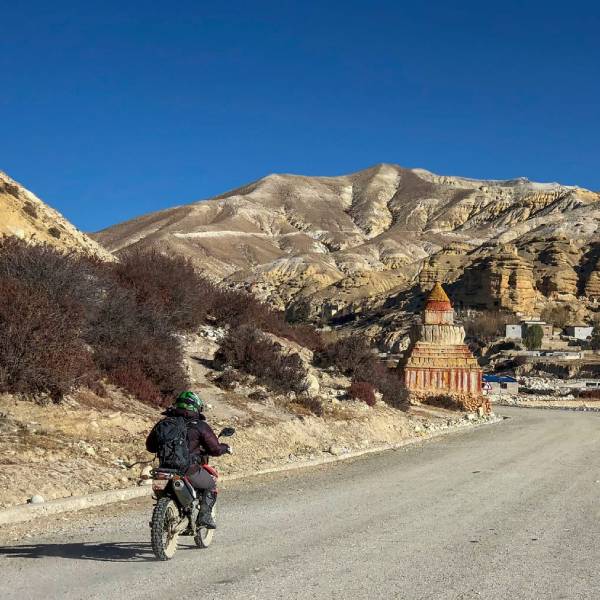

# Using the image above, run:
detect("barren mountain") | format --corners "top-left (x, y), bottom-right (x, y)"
top-left (94, 164), bottom-right (600, 330)
top-left (0, 171), bottom-right (112, 259)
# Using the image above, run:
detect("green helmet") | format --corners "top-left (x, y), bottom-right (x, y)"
top-left (175, 391), bottom-right (204, 413)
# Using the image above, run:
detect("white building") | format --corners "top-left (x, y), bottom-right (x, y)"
top-left (505, 324), bottom-right (522, 339)
top-left (564, 325), bottom-right (593, 340)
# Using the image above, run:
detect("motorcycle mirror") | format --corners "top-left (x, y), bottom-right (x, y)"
top-left (218, 427), bottom-right (236, 437)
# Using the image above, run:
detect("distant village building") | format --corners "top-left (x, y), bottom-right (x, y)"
top-left (402, 283), bottom-right (483, 397)
top-left (505, 320), bottom-right (553, 341)
top-left (564, 325), bottom-right (593, 340)
top-left (505, 324), bottom-right (523, 339)
top-left (483, 374), bottom-right (519, 396)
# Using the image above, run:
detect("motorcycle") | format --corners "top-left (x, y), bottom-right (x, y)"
top-left (149, 426), bottom-right (235, 560)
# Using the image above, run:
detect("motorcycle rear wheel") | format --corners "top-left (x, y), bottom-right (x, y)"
top-left (194, 505), bottom-right (216, 548)
top-left (151, 497), bottom-right (180, 560)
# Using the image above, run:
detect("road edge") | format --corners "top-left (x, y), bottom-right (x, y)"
top-left (0, 414), bottom-right (503, 526)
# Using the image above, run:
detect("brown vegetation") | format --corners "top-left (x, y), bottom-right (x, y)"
top-left (317, 335), bottom-right (409, 409)
top-left (540, 304), bottom-right (572, 329)
top-left (348, 381), bottom-right (376, 406)
top-left (461, 310), bottom-right (512, 342)
top-left (0, 238), bottom-right (190, 405)
top-left (215, 325), bottom-right (308, 394)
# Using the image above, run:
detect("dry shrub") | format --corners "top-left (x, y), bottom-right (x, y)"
top-left (291, 395), bottom-right (324, 417)
top-left (113, 248), bottom-right (207, 331)
top-left (86, 284), bottom-right (188, 405)
top-left (462, 311), bottom-right (512, 342)
top-left (348, 381), bottom-right (376, 406)
top-left (318, 335), bottom-right (409, 409)
top-left (0, 239), bottom-right (190, 406)
top-left (1, 181), bottom-right (20, 198)
top-left (202, 283), bottom-right (322, 351)
top-left (540, 304), bottom-right (572, 329)
top-left (317, 335), bottom-right (372, 373)
top-left (0, 277), bottom-right (93, 402)
top-left (214, 369), bottom-right (244, 390)
top-left (216, 325), bottom-right (307, 393)
top-left (0, 239), bottom-right (99, 401)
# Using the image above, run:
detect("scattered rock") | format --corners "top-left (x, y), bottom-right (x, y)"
top-left (28, 495), bottom-right (45, 505)
top-left (300, 373), bottom-right (320, 399)
top-left (140, 465), bottom-right (153, 480)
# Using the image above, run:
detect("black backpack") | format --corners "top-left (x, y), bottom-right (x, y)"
top-left (154, 416), bottom-right (191, 472)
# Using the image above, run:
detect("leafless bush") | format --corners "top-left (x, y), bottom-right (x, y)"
top-left (317, 335), bottom-right (373, 373)
top-left (86, 283), bottom-right (189, 404)
top-left (291, 395), bottom-right (324, 417)
top-left (318, 334), bottom-right (409, 409)
top-left (214, 369), bottom-right (244, 390)
top-left (462, 311), bottom-right (512, 342)
top-left (113, 249), bottom-right (208, 331)
top-left (540, 304), bottom-right (572, 329)
top-left (0, 277), bottom-right (94, 402)
top-left (348, 381), bottom-right (376, 406)
top-left (216, 325), bottom-right (307, 393)
top-left (0, 239), bottom-right (189, 406)
top-left (201, 282), bottom-right (322, 351)
top-left (1, 181), bottom-right (20, 198)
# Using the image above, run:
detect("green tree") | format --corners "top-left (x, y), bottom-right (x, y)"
top-left (524, 324), bottom-right (544, 350)
top-left (591, 326), bottom-right (600, 351)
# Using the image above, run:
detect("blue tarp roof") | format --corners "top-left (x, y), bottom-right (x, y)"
top-left (483, 375), bottom-right (517, 383)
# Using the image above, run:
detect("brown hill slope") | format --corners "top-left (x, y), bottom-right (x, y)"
top-left (0, 171), bottom-right (112, 259)
top-left (93, 163), bottom-right (600, 323)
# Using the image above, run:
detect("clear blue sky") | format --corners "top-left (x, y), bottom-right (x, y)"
top-left (1, 1), bottom-right (599, 232)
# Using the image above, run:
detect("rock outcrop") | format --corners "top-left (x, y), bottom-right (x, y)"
top-left (0, 172), bottom-right (112, 260)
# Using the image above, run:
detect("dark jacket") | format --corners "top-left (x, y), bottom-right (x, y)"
top-left (145, 407), bottom-right (229, 470)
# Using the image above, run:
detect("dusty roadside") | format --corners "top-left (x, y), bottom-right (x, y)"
top-left (0, 412), bottom-right (500, 544)
top-left (0, 331), bottom-right (494, 513)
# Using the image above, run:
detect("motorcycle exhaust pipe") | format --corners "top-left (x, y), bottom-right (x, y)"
top-left (172, 479), bottom-right (195, 508)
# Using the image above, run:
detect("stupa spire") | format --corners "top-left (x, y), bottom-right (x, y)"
top-left (427, 282), bottom-right (451, 304)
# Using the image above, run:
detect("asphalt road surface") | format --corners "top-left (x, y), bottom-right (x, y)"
top-left (2, 407), bottom-right (600, 600)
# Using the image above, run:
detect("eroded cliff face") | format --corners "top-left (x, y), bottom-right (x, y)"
top-left (0, 172), bottom-right (113, 260)
top-left (93, 164), bottom-right (600, 321)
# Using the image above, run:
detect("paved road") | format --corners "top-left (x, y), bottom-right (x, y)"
top-left (2, 407), bottom-right (600, 600)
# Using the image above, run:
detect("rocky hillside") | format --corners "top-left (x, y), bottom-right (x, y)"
top-left (94, 164), bottom-right (600, 326)
top-left (0, 171), bottom-right (112, 259)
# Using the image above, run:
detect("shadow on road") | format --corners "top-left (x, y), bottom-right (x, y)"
top-left (0, 542), bottom-right (156, 562)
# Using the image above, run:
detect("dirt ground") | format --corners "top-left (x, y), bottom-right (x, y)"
top-left (0, 331), bottom-right (479, 510)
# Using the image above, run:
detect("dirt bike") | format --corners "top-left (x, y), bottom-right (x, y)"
top-left (149, 426), bottom-right (235, 560)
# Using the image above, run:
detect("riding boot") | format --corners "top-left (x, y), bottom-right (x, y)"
top-left (198, 491), bottom-right (217, 529)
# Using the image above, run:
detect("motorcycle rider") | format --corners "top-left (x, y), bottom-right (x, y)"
top-left (145, 391), bottom-right (230, 529)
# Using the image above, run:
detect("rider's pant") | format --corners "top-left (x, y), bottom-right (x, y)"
top-left (187, 466), bottom-right (217, 492)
